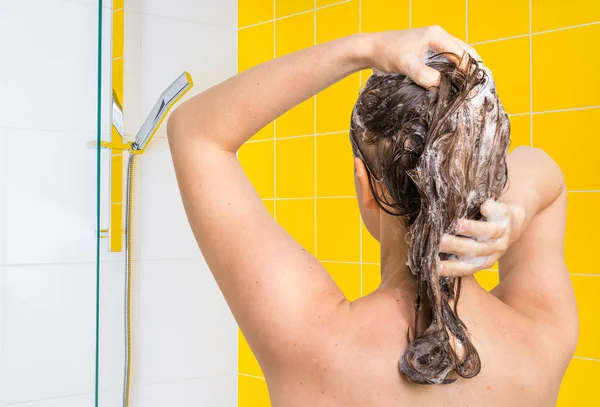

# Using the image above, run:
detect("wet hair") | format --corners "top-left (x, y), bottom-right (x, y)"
top-left (349, 53), bottom-right (510, 384)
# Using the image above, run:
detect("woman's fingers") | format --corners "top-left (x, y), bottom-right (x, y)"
top-left (440, 259), bottom-right (488, 277)
top-left (427, 28), bottom-right (481, 73)
top-left (439, 200), bottom-right (513, 277)
top-left (457, 218), bottom-right (505, 240)
top-left (407, 59), bottom-right (441, 89)
top-left (427, 26), bottom-right (464, 60)
top-left (481, 200), bottom-right (510, 219)
top-left (440, 234), bottom-right (497, 257)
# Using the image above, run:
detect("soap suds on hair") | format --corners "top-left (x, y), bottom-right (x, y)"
top-left (350, 52), bottom-right (511, 385)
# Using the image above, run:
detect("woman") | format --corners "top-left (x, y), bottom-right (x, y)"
top-left (167, 27), bottom-right (577, 406)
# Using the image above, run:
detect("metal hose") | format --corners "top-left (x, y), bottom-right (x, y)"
top-left (123, 153), bottom-right (136, 407)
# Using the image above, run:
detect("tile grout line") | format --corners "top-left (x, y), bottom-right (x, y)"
top-left (0, 261), bottom-right (99, 268)
top-left (5, 391), bottom-right (99, 406)
top-left (238, 0), bottom-right (352, 30)
top-left (239, 372), bottom-right (266, 380)
top-left (132, 373), bottom-right (236, 388)
top-left (321, 260), bottom-right (381, 265)
top-left (358, 0), bottom-right (363, 298)
top-left (572, 356), bottom-right (600, 362)
top-left (273, 196), bottom-right (358, 200)
top-left (567, 190), bottom-right (600, 193)
top-left (273, 0), bottom-right (277, 221)
top-left (529, 0), bottom-right (533, 147)
top-left (314, 0), bottom-right (318, 259)
top-left (570, 274), bottom-right (600, 277)
top-left (244, 130), bottom-right (349, 143)
top-left (534, 21), bottom-right (600, 35)
top-left (471, 33), bottom-right (529, 45)
top-left (465, 0), bottom-right (468, 43)
top-left (0, 125), bottom-right (100, 135)
top-left (532, 105), bottom-right (600, 115)
top-left (469, 21), bottom-right (600, 46)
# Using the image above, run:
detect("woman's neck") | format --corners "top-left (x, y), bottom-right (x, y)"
top-left (378, 213), bottom-right (417, 292)
top-left (378, 213), bottom-right (434, 333)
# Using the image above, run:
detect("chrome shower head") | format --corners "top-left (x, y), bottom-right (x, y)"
top-left (132, 71), bottom-right (193, 151)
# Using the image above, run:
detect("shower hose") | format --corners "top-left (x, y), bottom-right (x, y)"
top-left (123, 152), bottom-right (136, 407)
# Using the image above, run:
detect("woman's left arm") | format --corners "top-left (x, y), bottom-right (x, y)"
top-left (167, 28), bottom-right (466, 370)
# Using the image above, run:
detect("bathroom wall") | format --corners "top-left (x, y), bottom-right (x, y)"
top-left (98, 0), bottom-right (239, 406)
top-left (0, 0), bottom-right (238, 406)
top-left (236, 0), bottom-right (599, 405)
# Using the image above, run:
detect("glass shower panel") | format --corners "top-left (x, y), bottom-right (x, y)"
top-left (0, 1), bottom-right (101, 406)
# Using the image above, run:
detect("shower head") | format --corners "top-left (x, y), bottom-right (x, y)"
top-left (132, 71), bottom-right (193, 151)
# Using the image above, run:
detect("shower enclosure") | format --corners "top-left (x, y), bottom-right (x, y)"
top-left (0, 1), bottom-right (238, 406)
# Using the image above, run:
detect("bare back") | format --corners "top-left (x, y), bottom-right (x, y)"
top-left (267, 277), bottom-right (572, 407)
top-left (263, 151), bottom-right (578, 407)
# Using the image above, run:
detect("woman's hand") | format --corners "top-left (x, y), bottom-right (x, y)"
top-left (439, 200), bottom-right (522, 277)
top-left (368, 26), bottom-right (478, 89)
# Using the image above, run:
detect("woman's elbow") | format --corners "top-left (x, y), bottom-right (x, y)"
top-left (166, 106), bottom-right (184, 143)
top-left (512, 146), bottom-right (566, 193)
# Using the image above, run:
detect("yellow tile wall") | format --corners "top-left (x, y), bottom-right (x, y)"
top-left (237, 1), bottom-right (599, 405)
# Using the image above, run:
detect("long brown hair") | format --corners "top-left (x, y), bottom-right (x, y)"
top-left (349, 53), bottom-right (510, 384)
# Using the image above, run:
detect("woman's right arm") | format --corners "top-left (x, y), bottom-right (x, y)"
top-left (494, 147), bottom-right (575, 315)
top-left (498, 146), bottom-right (566, 248)
top-left (494, 147), bottom-right (577, 353)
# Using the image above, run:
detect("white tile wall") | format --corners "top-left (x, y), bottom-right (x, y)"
top-left (0, 264), bottom-right (96, 405)
top-left (97, 259), bottom-right (237, 399)
top-left (141, 0), bottom-right (237, 26)
top-left (137, 374), bottom-right (237, 407)
top-left (0, 134), bottom-right (5, 265)
top-left (139, 13), bottom-right (237, 135)
top-left (3, 394), bottom-right (95, 407)
top-left (0, 0), bottom-right (98, 134)
top-left (123, 10), bottom-right (143, 139)
top-left (0, 266), bottom-right (4, 399)
top-left (136, 139), bottom-right (201, 261)
top-left (97, 391), bottom-right (122, 407)
top-left (97, 261), bottom-right (126, 393)
top-left (137, 259), bottom-right (237, 385)
top-left (3, 129), bottom-right (97, 265)
top-left (124, 0), bottom-right (142, 13)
